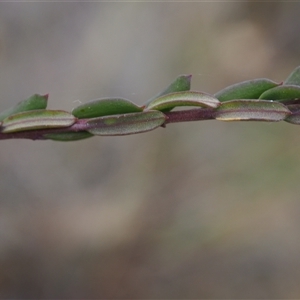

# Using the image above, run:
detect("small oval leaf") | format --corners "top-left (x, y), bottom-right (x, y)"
top-left (284, 66), bottom-right (300, 86)
top-left (259, 85), bottom-right (300, 102)
top-left (146, 91), bottom-right (220, 111)
top-left (214, 100), bottom-right (290, 122)
top-left (87, 110), bottom-right (166, 136)
top-left (72, 98), bottom-right (143, 119)
top-left (214, 78), bottom-right (280, 102)
top-left (2, 110), bottom-right (76, 133)
top-left (0, 94), bottom-right (48, 121)
top-left (44, 131), bottom-right (93, 141)
top-left (145, 74), bottom-right (192, 106)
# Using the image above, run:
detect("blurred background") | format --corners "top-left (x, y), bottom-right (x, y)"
top-left (0, 1), bottom-right (300, 298)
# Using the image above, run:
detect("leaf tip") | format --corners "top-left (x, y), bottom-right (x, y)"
top-left (42, 94), bottom-right (49, 100)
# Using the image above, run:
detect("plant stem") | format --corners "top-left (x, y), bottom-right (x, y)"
top-left (0, 108), bottom-right (215, 140)
top-left (164, 107), bottom-right (215, 123)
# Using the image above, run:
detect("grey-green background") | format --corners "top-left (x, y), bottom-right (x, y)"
top-left (0, 2), bottom-right (300, 298)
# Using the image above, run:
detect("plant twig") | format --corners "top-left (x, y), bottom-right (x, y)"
top-left (1, 66), bottom-right (300, 141)
top-left (0, 108), bottom-right (216, 140)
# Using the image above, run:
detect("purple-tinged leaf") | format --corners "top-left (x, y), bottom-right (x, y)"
top-left (87, 110), bottom-right (166, 136)
top-left (2, 110), bottom-right (76, 133)
top-left (214, 100), bottom-right (290, 122)
top-left (146, 91), bottom-right (220, 111)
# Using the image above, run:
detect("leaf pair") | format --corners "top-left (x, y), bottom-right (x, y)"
top-left (86, 110), bottom-right (166, 136)
top-left (0, 94), bottom-right (48, 122)
top-left (213, 67), bottom-right (300, 123)
top-left (72, 99), bottom-right (166, 138)
top-left (259, 67), bottom-right (300, 102)
top-left (0, 94), bottom-right (82, 138)
top-left (214, 78), bottom-right (280, 102)
top-left (145, 74), bottom-right (192, 106)
top-left (146, 91), bottom-right (220, 111)
top-left (214, 66), bottom-right (300, 103)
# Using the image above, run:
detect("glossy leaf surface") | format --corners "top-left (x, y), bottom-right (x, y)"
top-left (72, 98), bottom-right (143, 119)
top-left (214, 100), bottom-right (290, 122)
top-left (87, 110), bottom-right (166, 136)
top-left (146, 91), bottom-right (220, 111)
top-left (2, 110), bottom-right (76, 133)
top-left (0, 94), bottom-right (48, 121)
top-left (214, 78), bottom-right (279, 102)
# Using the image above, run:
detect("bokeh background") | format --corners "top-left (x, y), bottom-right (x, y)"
top-left (0, 1), bottom-right (300, 298)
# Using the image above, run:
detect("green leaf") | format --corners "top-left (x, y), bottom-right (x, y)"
top-left (145, 74), bottom-right (192, 106)
top-left (0, 94), bottom-right (48, 121)
top-left (214, 78), bottom-right (280, 102)
top-left (284, 66), bottom-right (300, 86)
top-left (1, 110), bottom-right (76, 133)
top-left (214, 100), bottom-right (290, 122)
top-left (259, 85), bottom-right (300, 102)
top-left (146, 91), bottom-right (220, 111)
top-left (72, 98), bottom-right (143, 119)
top-left (87, 110), bottom-right (166, 136)
top-left (44, 131), bottom-right (93, 141)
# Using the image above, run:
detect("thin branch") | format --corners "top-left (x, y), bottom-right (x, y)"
top-left (164, 107), bottom-right (215, 123)
top-left (0, 108), bottom-right (215, 140)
